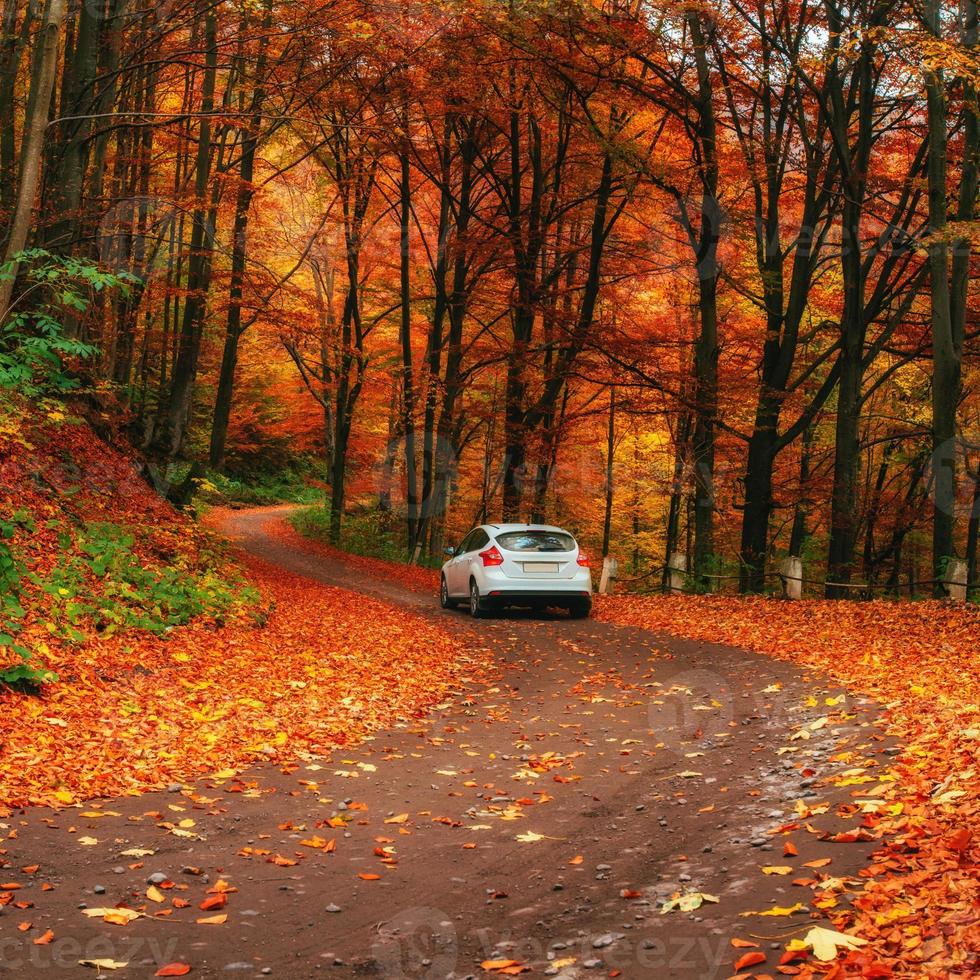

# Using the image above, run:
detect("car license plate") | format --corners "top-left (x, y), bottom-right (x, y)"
top-left (523, 562), bottom-right (559, 573)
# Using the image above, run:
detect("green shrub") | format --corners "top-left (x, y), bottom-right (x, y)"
top-left (290, 505), bottom-right (442, 568)
top-left (0, 512), bottom-right (57, 688)
top-left (196, 464), bottom-right (327, 507)
top-left (0, 250), bottom-right (136, 396)
top-left (34, 521), bottom-right (259, 640)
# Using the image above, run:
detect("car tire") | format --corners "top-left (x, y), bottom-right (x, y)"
top-left (440, 575), bottom-right (457, 610)
top-left (567, 599), bottom-right (592, 619)
top-left (469, 579), bottom-right (487, 618)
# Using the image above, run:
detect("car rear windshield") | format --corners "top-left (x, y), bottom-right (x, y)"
top-left (495, 531), bottom-right (576, 553)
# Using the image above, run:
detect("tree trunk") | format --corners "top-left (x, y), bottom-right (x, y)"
top-left (398, 143), bottom-right (420, 556)
top-left (601, 387), bottom-right (616, 558)
top-left (0, 0), bottom-right (36, 219)
top-left (163, 1), bottom-right (218, 458)
top-left (662, 412), bottom-right (691, 591)
top-left (825, 17), bottom-right (875, 597)
top-left (209, 105), bottom-right (265, 467)
top-left (739, 410), bottom-right (778, 591)
top-left (788, 424), bottom-right (813, 558)
top-left (41, 0), bottom-right (99, 253)
top-left (0, 0), bottom-right (65, 319)
top-left (924, 0), bottom-right (959, 592)
top-left (686, 9), bottom-right (720, 587)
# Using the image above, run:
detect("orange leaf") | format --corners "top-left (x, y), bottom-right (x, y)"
top-left (155, 965), bottom-right (191, 977)
top-left (358, 873), bottom-right (381, 881)
top-left (734, 951), bottom-right (768, 970)
top-left (731, 938), bottom-right (760, 949)
top-left (199, 894), bottom-right (227, 912)
top-left (33, 929), bottom-right (55, 945)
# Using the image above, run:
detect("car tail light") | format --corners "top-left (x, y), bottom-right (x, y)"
top-left (577, 551), bottom-right (590, 567)
top-left (479, 545), bottom-right (504, 567)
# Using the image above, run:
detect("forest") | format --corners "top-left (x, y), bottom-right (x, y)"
top-left (1, 0), bottom-right (978, 598)
top-left (3, 4), bottom-right (980, 975)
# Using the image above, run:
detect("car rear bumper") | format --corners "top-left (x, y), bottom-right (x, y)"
top-left (480, 589), bottom-right (592, 609)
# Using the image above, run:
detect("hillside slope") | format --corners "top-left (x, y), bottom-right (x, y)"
top-left (0, 400), bottom-right (469, 807)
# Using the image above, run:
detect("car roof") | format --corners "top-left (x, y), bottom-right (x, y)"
top-left (483, 523), bottom-right (573, 535)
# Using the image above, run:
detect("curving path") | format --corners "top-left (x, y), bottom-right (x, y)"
top-left (3, 508), bottom-right (891, 979)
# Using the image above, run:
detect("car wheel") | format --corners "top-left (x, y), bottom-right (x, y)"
top-left (440, 575), bottom-right (457, 610)
top-left (567, 599), bottom-right (592, 619)
top-left (469, 579), bottom-right (487, 618)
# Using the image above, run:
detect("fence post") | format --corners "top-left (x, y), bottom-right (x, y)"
top-left (780, 556), bottom-right (803, 600)
top-left (599, 556), bottom-right (618, 595)
top-left (943, 559), bottom-right (968, 601)
top-left (668, 552), bottom-right (687, 594)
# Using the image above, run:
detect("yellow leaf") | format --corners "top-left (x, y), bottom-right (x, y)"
top-left (761, 865), bottom-right (793, 875)
top-left (196, 914), bottom-right (228, 925)
top-left (741, 903), bottom-right (804, 918)
top-left (146, 885), bottom-right (166, 903)
top-left (795, 926), bottom-right (868, 961)
top-left (78, 959), bottom-right (129, 970)
top-left (515, 831), bottom-right (550, 843)
top-left (83, 908), bottom-right (141, 925)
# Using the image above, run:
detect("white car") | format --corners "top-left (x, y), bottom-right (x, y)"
top-left (440, 523), bottom-right (592, 618)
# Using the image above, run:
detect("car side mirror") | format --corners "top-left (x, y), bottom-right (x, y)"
top-left (445, 546), bottom-right (456, 556)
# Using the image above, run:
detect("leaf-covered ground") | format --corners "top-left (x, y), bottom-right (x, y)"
top-left (0, 406), bottom-right (471, 808)
top-left (594, 594), bottom-right (980, 977)
top-left (3, 406), bottom-right (977, 973)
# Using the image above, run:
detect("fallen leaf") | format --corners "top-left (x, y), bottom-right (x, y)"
top-left (83, 908), bottom-right (141, 924)
top-left (740, 903), bottom-right (804, 918)
top-left (661, 892), bottom-right (719, 914)
top-left (734, 951), bottom-right (767, 970)
top-left (787, 926), bottom-right (868, 962)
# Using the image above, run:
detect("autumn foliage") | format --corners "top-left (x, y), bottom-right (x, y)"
top-left (1, 0), bottom-right (977, 592)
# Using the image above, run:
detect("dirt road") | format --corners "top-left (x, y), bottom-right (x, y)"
top-left (0, 509), bottom-right (892, 979)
